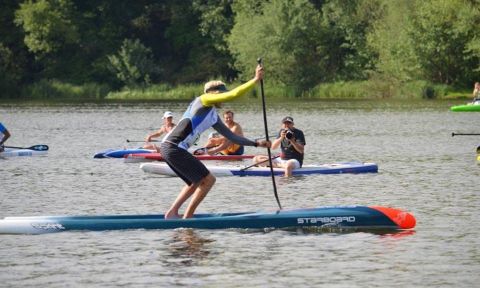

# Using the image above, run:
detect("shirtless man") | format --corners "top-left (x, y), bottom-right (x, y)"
top-left (197, 110), bottom-right (245, 155)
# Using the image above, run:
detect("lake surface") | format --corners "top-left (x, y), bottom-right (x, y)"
top-left (1, 99), bottom-right (479, 287)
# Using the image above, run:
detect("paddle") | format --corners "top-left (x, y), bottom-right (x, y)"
top-left (126, 139), bottom-right (160, 143)
top-left (240, 155), bottom-right (280, 171)
top-left (451, 133), bottom-right (480, 137)
top-left (257, 58), bottom-right (282, 210)
top-left (4, 144), bottom-right (49, 151)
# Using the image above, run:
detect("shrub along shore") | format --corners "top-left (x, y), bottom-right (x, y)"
top-left (13, 79), bottom-right (472, 101)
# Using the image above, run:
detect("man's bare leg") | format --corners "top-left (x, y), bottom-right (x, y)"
top-left (253, 155), bottom-right (269, 166)
top-left (280, 160), bottom-right (298, 177)
top-left (183, 173), bottom-right (216, 219)
top-left (165, 183), bottom-right (199, 219)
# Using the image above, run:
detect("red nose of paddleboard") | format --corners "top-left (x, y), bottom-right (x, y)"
top-left (370, 206), bottom-right (416, 229)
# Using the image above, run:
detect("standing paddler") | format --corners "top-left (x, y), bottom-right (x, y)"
top-left (160, 64), bottom-right (270, 219)
top-left (0, 122), bottom-right (11, 152)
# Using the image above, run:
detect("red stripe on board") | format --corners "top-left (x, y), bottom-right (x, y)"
top-left (128, 153), bottom-right (254, 161)
top-left (370, 206), bottom-right (416, 229)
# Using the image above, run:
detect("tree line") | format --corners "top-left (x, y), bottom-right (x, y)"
top-left (0, 0), bottom-right (479, 99)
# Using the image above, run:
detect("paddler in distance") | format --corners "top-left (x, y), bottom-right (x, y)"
top-left (160, 63), bottom-right (270, 219)
top-left (471, 82), bottom-right (480, 104)
top-left (0, 122), bottom-right (11, 152)
top-left (143, 111), bottom-right (176, 152)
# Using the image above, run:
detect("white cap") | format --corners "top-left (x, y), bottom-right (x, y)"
top-left (163, 111), bottom-right (173, 119)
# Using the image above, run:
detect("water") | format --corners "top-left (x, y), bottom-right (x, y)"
top-left (0, 99), bottom-right (479, 287)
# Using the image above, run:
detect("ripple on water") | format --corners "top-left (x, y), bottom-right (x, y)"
top-left (1, 100), bottom-right (479, 287)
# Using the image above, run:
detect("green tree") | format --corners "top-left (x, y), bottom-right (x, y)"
top-left (321, 0), bottom-right (382, 80)
top-left (108, 38), bottom-right (157, 88)
top-left (0, 43), bottom-right (24, 97)
top-left (0, 0), bottom-right (30, 98)
top-left (369, 0), bottom-right (480, 86)
top-left (15, 0), bottom-right (87, 82)
top-left (407, 0), bottom-right (480, 85)
top-left (192, 0), bottom-right (235, 80)
top-left (367, 0), bottom-right (421, 82)
top-left (15, 0), bottom-right (79, 56)
top-left (229, 0), bottom-right (383, 91)
top-left (162, 1), bottom-right (235, 83)
top-left (229, 0), bottom-right (325, 90)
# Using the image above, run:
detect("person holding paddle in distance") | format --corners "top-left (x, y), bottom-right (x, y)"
top-left (0, 122), bottom-right (11, 152)
top-left (160, 64), bottom-right (270, 219)
top-left (143, 111), bottom-right (176, 151)
top-left (253, 116), bottom-right (305, 177)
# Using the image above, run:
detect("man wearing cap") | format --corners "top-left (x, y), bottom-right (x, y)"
top-left (160, 64), bottom-right (270, 219)
top-left (143, 111), bottom-right (176, 151)
top-left (253, 116), bottom-right (305, 177)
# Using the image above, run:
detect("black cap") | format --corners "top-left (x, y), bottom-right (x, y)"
top-left (282, 116), bottom-right (294, 123)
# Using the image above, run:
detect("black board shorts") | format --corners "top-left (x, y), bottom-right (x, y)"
top-left (160, 142), bottom-right (210, 185)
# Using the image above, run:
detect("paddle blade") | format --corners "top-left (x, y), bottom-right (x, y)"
top-left (5, 144), bottom-right (49, 151)
top-left (28, 145), bottom-right (49, 151)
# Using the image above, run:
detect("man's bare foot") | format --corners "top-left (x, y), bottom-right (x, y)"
top-left (164, 209), bottom-right (180, 219)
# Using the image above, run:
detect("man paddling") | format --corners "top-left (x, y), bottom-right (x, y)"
top-left (0, 122), bottom-right (11, 152)
top-left (160, 64), bottom-right (270, 219)
top-left (143, 111), bottom-right (176, 152)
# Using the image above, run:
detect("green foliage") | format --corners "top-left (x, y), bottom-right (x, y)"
top-left (22, 79), bottom-right (110, 99)
top-left (466, 36), bottom-right (480, 73)
top-left (107, 39), bottom-right (157, 88)
top-left (369, 0), bottom-right (480, 86)
top-left (193, 0), bottom-right (233, 53)
top-left (0, 43), bottom-right (23, 97)
top-left (309, 81), bottom-right (372, 99)
top-left (320, 0), bottom-right (382, 80)
top-left (106, 83), bottom-right (202, 100)
top-left (0, 1), bottom-right (30, 96)
top-left (229, 0), bottom-right (325, 90)
top-left (229, 0), bottom-right (383, 92)
top-left (304, 80), bottom-right (450, 99)
top-left (367, 0), bottom-right (421, 82)
top-left (0, 0), bottom-right (478, 99)
top-left (15, 0), bottom-right (79, 55)
top-left (407, 0), bottom-right (480, 85)
top-left (162, 1), bottom-right (234, 83)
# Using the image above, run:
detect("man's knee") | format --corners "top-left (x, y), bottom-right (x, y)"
top-left (203, 173), bottom-right (216, 186)
top-left (287, 160), bottom-right (298, 170)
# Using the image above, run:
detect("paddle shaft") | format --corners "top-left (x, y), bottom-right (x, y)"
top-left (240, 155), bottom-right (280, 171)
top-left (126, 139), bottom-right (160, 143)
top-left (452, 133), bottom-right (480, 137)
top-left (257, 58), bottom-right (282, 210)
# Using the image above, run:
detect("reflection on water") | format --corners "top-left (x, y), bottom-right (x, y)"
top-left (272, 227), bottom-right (417, 239)
top-left (378, 229), bottom-right (416, 239)
top-left (166, 229), bottom-right (213, 266)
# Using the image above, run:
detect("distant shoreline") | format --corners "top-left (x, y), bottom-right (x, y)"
top-left (3, 79), bottom-right (472, 101)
